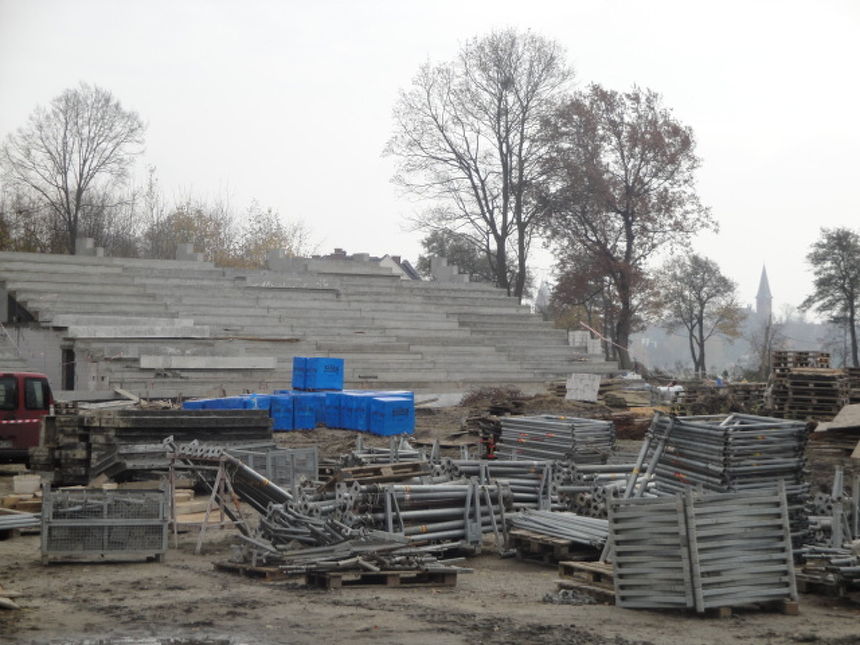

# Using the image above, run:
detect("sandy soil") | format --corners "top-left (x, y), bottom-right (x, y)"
top-left (3, 399), bottom-right (860, 645)
top-left (3, 529), bottom-right (860, 645)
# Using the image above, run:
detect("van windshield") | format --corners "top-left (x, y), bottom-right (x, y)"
top-left (25, 378), bottom-right (50, 410)
top-left (0, 376), bottom-right (17, 411)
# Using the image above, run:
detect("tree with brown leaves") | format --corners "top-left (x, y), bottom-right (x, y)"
top-left (541, 84), bottom-right (715, 369)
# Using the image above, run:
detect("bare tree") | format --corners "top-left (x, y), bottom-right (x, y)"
top-left (0, 185), bottom-right (59, 252)
top-left (801, 227), bottom-right (860, 367)
top-left (0, 83), bottom-right (145, 254)
top-left (541, 84), bottom-right (715, 369)
top-left (386, 29), bottom-right (571, 300)
top-left (657, 253), bottom-right (745, 376)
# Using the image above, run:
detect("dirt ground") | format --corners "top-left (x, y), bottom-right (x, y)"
top-left (2, 399), bottom-right (860, 645)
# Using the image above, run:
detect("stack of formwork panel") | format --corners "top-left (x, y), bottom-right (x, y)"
top-left (771, 368), bottom-right (849, 421)
top-left (496, 415), bottom-right (614, 464)
top-left (29, 407), bottom-right (91, 485)
top-left (31, 409), bottom-right (273, 484)
top-left (86, 409), bottom-right (272, 475)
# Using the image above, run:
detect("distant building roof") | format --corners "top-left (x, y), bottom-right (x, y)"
top-left (314, 248), bottom-right (421, 280)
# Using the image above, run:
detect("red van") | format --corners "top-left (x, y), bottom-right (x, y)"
top-left (0, 371), bottom-right (53, 463)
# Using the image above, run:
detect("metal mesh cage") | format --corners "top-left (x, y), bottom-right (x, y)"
top-left (229, 445), bottom-right (318, 487)
top-left (41, 488), bottom-right (168, 561)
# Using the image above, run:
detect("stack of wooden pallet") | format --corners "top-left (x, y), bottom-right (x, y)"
top-left (772, 350), bottom-right (831, 372)
top-left (771, 368), bottom-right (849, 421)
top-left (845, 368), bottom-right (860, 404)
top-left (728, 382), bottom-right (766, 410)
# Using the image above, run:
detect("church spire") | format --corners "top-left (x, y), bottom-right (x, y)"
top-left (756, 265), bottom-right (772, 320)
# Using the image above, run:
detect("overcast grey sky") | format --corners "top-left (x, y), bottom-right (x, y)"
top-left (1, 0), bottom-right (858, 313)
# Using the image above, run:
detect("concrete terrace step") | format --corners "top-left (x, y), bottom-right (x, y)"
top-left (22, 302), bottom-right (173, 322)
top-left (50, 314), bottom-right (196, 327)
top-left (7, 281), bottom-right (153, 296)
top-left (65, 325), bottom-right (211, 339)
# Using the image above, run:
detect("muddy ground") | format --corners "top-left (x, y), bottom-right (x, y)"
top-left (2, 399), bottom-right (860, 645)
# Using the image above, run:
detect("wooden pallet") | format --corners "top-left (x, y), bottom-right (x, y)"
top-left (320, 460), bottom-right (431, 491)
top-left (214, 561), bottom-right (297, 581)
top-left (556, 560), bottom-right (615, 603)
top-left (558, 560), bottom-right (614, 588)
top-left (508, 529), bottom-right (598, 565)
top-left (306, 568), bottom-right (458, 590)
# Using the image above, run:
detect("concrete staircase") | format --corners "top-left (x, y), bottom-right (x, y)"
top-left (0, 251), bottom-right (616, 398)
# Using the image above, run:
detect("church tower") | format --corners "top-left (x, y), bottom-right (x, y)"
top-left (756, 265), bottom-right (773, 321)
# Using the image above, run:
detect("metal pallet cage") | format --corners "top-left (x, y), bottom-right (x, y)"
top-left (227, 444), bottom-right (318, 489)
top-left (41, 487), bottom-right (169, 563)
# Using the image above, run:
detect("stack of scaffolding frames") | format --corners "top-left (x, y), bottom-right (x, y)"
top-left (608, 483), bottom-right (798, 612)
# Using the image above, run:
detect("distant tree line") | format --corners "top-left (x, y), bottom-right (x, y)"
top-left (0, 83), bottom-right (314, 267)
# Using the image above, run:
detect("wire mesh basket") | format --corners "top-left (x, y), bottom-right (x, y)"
top-left (41, 487), bottom-right (168, 563)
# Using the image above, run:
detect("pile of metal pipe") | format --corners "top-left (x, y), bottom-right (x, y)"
top-left (344, 435), bottom-right (424, 466)
top-left (507, 509), bottom-right (608, 548)
top-left (452, 459), bottom-right (565, 510)
top-left (495, 416), bottom-right (614, 464)
top-left (558, 463), bottom-right (639, 518)
top-left (239, 530), bottom-right (467, 575)
top-left (0, 512), bottom-right (40, 531)
top-left (170, 441), bottom-right (294, 514)
top-left (352, 481), bottom-right (511, 545)
top-left (250, 479), bottom-right (511, 552)
top-left (806, 467), bottom-right (860, 547)
top-left (800, 546), bottom-right (860, 588)
top-left (257, 502), bottom-right (356, 547)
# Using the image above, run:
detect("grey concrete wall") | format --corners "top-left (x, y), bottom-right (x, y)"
top-left (6, 325), bottom-right (65, 385)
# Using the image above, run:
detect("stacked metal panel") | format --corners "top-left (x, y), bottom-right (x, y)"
top-left (609, 487), bottom-right (797, 612)
top-left (609, 495), bottom-right (695, 609)
top-left (648, 413), bottom-right (809, 545)
top-left (496, 415), bottom-right (614, 464)
top-left (686, 489), bottom-right (797, 610)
